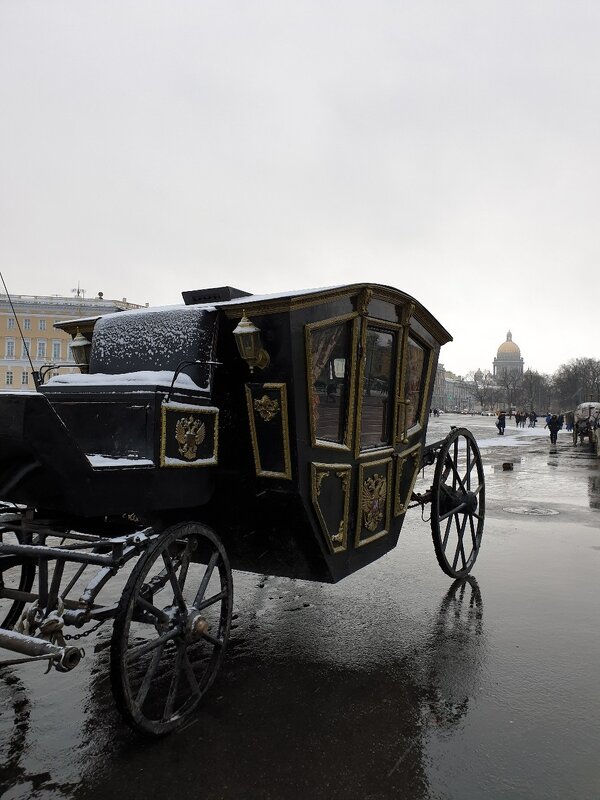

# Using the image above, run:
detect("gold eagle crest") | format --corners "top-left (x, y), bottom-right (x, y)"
top-left (362, 473), bottom-right (387, 532)
top-left (175, 415), bottom-right (206, 460)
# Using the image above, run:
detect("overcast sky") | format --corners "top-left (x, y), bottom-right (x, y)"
top-left (1, 1), bottom-right (598, 376)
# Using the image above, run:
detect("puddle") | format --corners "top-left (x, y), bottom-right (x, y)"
top-left (503, 506), bottom-right (560, 516)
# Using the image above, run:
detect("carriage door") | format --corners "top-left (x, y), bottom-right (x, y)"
top-left (352, 320), bottom-right (401, 547)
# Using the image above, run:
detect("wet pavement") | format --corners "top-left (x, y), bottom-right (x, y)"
top-left (1, 414), bottom-right (599, 799)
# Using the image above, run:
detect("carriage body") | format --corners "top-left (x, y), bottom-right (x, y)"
top-left (0, 284), bottom-right (449, 583)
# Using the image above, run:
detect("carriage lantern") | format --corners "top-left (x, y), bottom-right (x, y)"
top-left (232, 312), bottom-right (270, 372)
top-left (69, 329), bottom-right (92, 373)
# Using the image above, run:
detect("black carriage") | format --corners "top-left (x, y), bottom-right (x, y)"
top-left (573, 402), bottom-right (600, 450)
top-left (0, 283), bottom-right (485, 734)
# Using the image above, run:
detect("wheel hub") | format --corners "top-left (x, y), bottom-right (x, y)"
top-left (186, 611), bottom-right (209, 641)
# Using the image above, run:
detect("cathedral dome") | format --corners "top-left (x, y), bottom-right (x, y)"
top-left (497, 330), bottom-right (520, 358)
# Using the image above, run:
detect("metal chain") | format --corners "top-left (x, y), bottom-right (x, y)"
top-left (64, 619), bottom-right (107, 641)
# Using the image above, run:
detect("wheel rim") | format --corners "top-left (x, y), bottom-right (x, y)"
top-left (110, 522), bottom-right (233, 736)
top-left (431, 429), bottom-right (485, 579)
top-left (0, 531), bottom-right (36, 630)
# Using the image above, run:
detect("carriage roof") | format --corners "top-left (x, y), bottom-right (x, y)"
top-left (55, 282), bottom-right (452, 353)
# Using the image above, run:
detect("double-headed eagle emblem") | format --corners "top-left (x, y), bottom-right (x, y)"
top-left (362, 473), bottom-right (387, 532)
top-left (175, 415), bottom-right (206, 460)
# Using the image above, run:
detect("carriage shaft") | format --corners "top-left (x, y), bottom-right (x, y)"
top-left (0, 627), bottom-right (82, 671)
top-left (0, 541), bottom-right (119, 567)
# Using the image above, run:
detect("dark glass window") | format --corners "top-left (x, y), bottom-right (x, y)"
top-left (360, 328), bottom-right (395, 449)
top-left (406, 337), bottom-right (426, 429)
top-left (309, 321), bottom-right (353, 444)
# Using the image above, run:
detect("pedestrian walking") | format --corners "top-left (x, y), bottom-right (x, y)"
top-left (529, 411), bottom-right (537, 427)
top-left (548, 414), bottom-right (560, 445)
top-left (496, 411), bottom-right (506, 435)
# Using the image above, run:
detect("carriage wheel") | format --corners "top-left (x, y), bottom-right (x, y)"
top-left (110, 522), bottom-right (233, 736)
top-left (0, 532), bottom-right (36, 630)
top-left (430, 428), bottom-right (485, 579)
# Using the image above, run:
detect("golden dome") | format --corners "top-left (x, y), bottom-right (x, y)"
top-left (497, 330), bottom-right (520, 356)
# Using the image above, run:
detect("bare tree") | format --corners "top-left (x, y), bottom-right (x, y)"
top-left (496, 371), bottom-right (523, 415)
top-left (467, 370), bottom-right (496, 411)
top-left (553, 358), bottom-right (600, 408)
top-left (520, 369), bottom-right (552, 412)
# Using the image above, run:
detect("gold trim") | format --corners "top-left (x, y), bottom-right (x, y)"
top-left (160, 404), bottom-right (218, 468)
top-left (356, 287), bottom-right (373, 317)
top-left (254, 394), bottom-right (280, 422)
top-left (395, 304), bottom-right (414, 444)
top-left (310, 462), bottom-right (351, 554)
top-left (357, 446), bottom-right (394, 461)
top-left (393, 443), bottom-right (422, 516)
top-left (355, 457), bottom-right (392, 547)
top-left (418, 349), bottom-right (434, 429)
top-left (245, 382), bottom-right (292, 479)
top-left (220, 284), bottom-right (452, 346)
top-left (305, 313), bottom-right (359, 451)
top-left (354, 320), bottom-right (400, 459)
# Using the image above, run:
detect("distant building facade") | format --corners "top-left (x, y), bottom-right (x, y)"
top-left (0, 292), bottom-right (143, 391)
top-left (493, 330), bottom-right (524, 378)
top-left (431, 363), bottom-right (446, 411)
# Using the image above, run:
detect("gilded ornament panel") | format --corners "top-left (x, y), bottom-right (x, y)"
top-left (355, 457), bottom-right (392, 547)
top-left (310, 462), bottom-right (351, 554)
top-left (160, 402), bottom-right (218, 468)
top-left (245, 382), bottom-right (292, 479)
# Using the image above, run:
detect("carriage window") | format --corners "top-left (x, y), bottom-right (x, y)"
top-left (309, 321), bottom-right (353, 444)
top-left (406, 337), bottom-right (427, 429)
top-left (360, 328), bottom-right (395, 449)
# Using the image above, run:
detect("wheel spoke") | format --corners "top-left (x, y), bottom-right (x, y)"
top-left (451, 514), bottom-right (468, 570)
top-left (162, 643), bottom-right (184, 721)
top-left (195, 589), bottom-right (228, 612)
top-left (193, 551), bottom-right (220, 608)
top-left (180, 646), bottom-right (201, 697)
top-left (162, 551), bottom-right (188, 614)
top-left (448, 459), bottom-right (467, 493)
top-left (126, 628), bottom-right (180, 663)
top-left (135, 642), bottom-right (165, 708)
top-left (442, 516), bottom-right (452, 550)
top-left (137, 596), bottom-right (170, 625)
top-left (469, 514), bottom-right (478, 551)
top-left (201, 630), bottom-right (224, 648)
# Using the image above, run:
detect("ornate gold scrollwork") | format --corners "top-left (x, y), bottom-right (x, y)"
top-left (254, 394), bottom-right (280, 422)
top-left (311, 462), bottom-right (351, 553)
top-left (175, 416), bottom-right (206, 460)
top-left (362, 472), bottom-right (387, 532)
top-left (356, 288), bottom-right (373, 317)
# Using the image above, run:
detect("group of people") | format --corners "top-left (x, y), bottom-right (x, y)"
top-left (494, 410), bottom-right (565, 445)
top-left (495, 410), bottom-right (536, 435)
top-left (514, 411), bottom-right (537, 428)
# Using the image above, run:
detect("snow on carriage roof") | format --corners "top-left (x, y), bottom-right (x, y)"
top-left (45, 370), bottom-right (203, 390)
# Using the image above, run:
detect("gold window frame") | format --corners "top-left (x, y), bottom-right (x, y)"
top-left (305, 313), bottom-right (359, 452)
top-left (355, 319), bottom-right (401, 459)
top-left (396, 329), bottom-right (433, 444)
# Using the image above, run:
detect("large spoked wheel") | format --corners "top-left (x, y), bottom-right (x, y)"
top-left (0, 531), bottom-right (36, 630)
top-left (110, 522), bottom-right (233, 736)
top-left (431, 428), bottom-right (485, 579)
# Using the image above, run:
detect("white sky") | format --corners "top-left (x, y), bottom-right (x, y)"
top-left (1, 1), bottom-right (599, 377)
